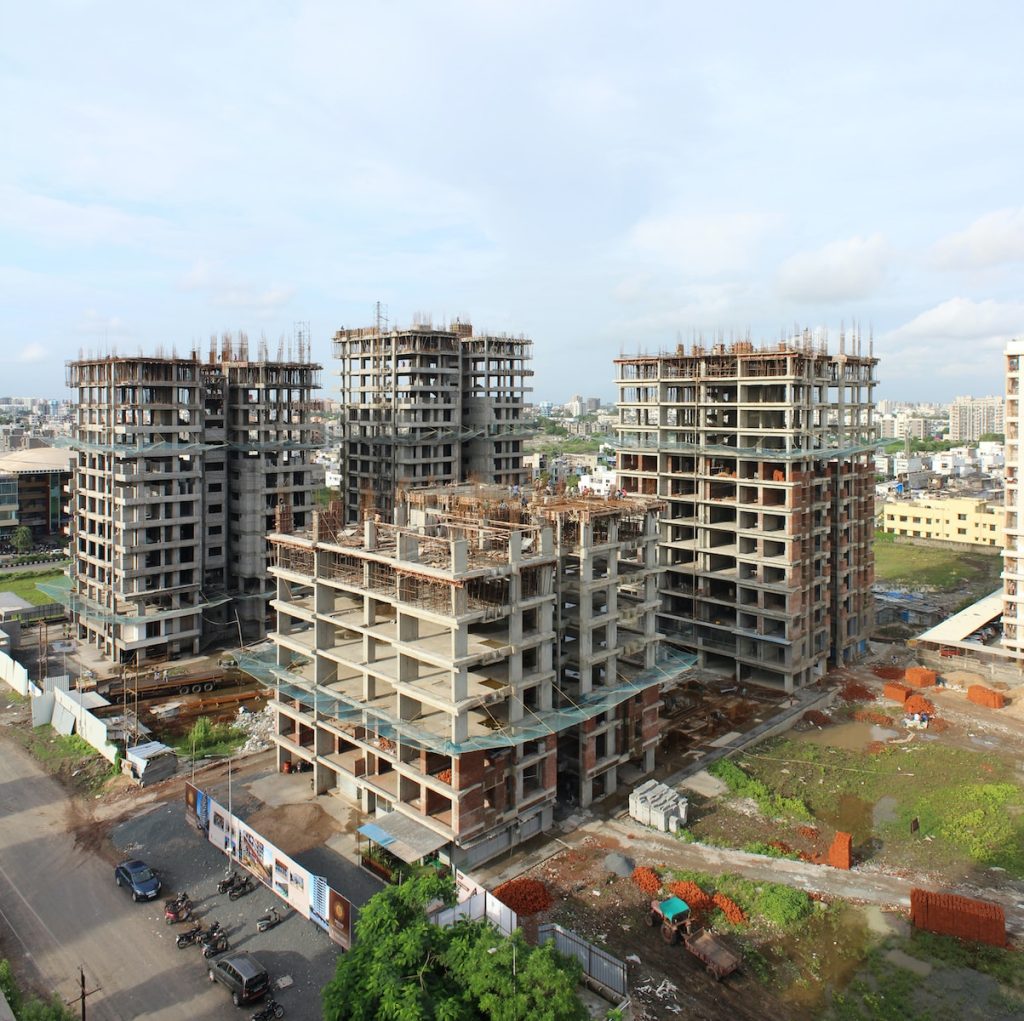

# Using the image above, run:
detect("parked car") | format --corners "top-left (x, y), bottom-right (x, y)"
top-left (208, 951), bottom-right (271, 1006)
top-left (114, 859), bottom-right (162, 901)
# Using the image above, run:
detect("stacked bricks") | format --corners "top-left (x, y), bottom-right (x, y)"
top-left (910, 889), bottom-right (1005, 947)
top-left (828, 831), bottom-right (853, 870)
top-left (904, 667), bottom-right (937, 689)
top-left (883, 682), bottom-right (910, 703)
top-left (968, 685), bottom-right (1006, 709)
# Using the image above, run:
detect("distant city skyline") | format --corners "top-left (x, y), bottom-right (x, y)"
top-left (3, 2), bottom-right (1023, 403)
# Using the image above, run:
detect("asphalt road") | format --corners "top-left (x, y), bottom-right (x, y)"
top-left (0, 733), bottom-right (339, 1020)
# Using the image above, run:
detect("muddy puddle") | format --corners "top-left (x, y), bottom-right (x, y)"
top-left (797, 720), bottom-right (898, 751)
top-left (773, 902), bottom-right (872, 1012)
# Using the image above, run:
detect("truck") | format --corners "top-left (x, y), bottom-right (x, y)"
top-left (646, 897), bottom-right (741, 981)
top-left (82, 666), bottom-right (247, 703)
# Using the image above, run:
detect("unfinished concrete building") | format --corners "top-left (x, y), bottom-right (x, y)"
top-left (66, 336), bottom-right (321, 664)
top-left (616, 332), bottom-right (877, 692)
top-left (333, 319), bottom-right (531, 524)
top-left (261, 485), bottom-right (679, 867)
top-left (1002, 339), bottom-right (1024, 659)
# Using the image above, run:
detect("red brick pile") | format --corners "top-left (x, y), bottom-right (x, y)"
top-left (712, 892), bottom-right (746, 925)
top-left (967, 685), bottom-right (1006, 709)
top-left (667, 880), bottom-right (712, 917)
top-left (839, 681), bottom-right (876, 702)
top-left (904, 667), bottom-right (937, 689)
top-left (904, 694), bottom-right (936, 716)
top-left (827, 831), bottom-right (853, 870)
top-left (910, 889), bottom-right (1005, 947)
top-left (797, 825), bottom-right (820, 841)
top-left (883, 682), bottom-right (910, 703)
top-left (631, 866), bottom-right (662, 896)
top-left (492, 877), bottom-right (553, 916)
top-left (435, 768), bottom-right (452, 784)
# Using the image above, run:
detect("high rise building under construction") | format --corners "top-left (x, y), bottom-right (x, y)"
top-left (615, 331), bottom-right (877, 692)
top-left (66, 335), bottom-right (321, 664)
top-left (333, 318), bottom-right (532, 524)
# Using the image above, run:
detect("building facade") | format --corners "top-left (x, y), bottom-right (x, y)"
top-left (616, 333), bottom-right (877, 692)
top-left (0, 447), bottom-right (72, 540)
top-left (949, 395), bottom-right (1004, 443)
top-left (263, 485), bottom-right (675, 866)
top-left (881, 497), bottom-right (1001, 546)
top-left (333, 320), bottom-right (531, 524)
top-left (66, 339), bottom-right (321, 664)
top-left (1002, 341), bottom-right (1024, 658)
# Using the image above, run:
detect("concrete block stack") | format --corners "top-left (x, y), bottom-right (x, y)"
top-left (629, 779), bottom-right (688, 833)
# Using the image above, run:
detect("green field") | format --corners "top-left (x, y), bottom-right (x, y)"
top-left (0, 568), bottom-right (66, 605)
top-left (873, 533), bottom-right (1002, 593)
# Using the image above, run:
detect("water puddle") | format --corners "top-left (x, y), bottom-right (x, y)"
top-left (775, 902), bottom-right (871, 1010)
top-left (798, 721), bottom-right (898, 751)
top-left (817, 793), bottom-right (874, 843)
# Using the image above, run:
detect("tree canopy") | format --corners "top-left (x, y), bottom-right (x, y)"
top-left (321, 872), bottom-right (588, 1021)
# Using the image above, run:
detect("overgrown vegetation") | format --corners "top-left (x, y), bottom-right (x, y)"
top-left (0, 959), bottom-right (75, 1020)
top-left (739, 739), bottom-right (1024, 877)
top-left (174, 716), bottom-right (245, 759)
top-left (873, 532), bottom-right (1002, 592)
top-left (827, 931), bottom-right (1024, 1021)
top-left (322, 872), bottom-right (587, 1021)
top-left (707, 758), bottom-right (812, 821)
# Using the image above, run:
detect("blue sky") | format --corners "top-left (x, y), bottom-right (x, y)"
top-left (2, 1), bottom-right (1023, 403)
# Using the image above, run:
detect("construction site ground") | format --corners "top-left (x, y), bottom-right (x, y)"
top-left (7, 646), bottom-right (1024, 1019)
top-left (472, 658), bottom-right (1024, 1020)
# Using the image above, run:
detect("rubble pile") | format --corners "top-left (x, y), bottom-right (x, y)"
top-left (492, 877), bottom-right (552, 916)
top-left (236, 704), bottom-right (275, 754)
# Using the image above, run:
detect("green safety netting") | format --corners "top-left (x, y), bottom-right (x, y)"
top-left (236, 643), bottom-right (696, 756)
top-left (38, 575), bottom-right (231, 624)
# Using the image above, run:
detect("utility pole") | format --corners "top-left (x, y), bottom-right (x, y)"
top-left (67, 965), bottom-right (99, 1021)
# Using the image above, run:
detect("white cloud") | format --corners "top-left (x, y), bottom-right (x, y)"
top-left (178, 262), bottom-right (295, 318)
top-left (879, 297), bottom-right (1024, 378)
top-left (626, 212), bottom-right (777, 277)
top-left (18, 343), bottom-right (48, 364)
top-left (74, 309), bottom-right (132, 338)
top-left (931, 208), bottom-right (1024, 270)
top-left (0, 185), bottom-right (178, 250)
top-left (777, 234), bottom-right (890, 303)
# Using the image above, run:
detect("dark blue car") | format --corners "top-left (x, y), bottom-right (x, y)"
top-left (114, 859), bottom-right (162, 901)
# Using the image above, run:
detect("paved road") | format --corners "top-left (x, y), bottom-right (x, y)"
top-left (0, 736), bottom-right (337, 1020)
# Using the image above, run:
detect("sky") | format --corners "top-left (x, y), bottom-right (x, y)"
top-left (2, 1), bottom-right (1024, 404)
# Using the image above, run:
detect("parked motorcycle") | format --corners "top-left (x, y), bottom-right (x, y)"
top-left (256, 907), bottom-right (283, 933)
top-left (217, 870), bottom-right (241, 895)
top-left (164, 898), bottom-right (193, 924)
top-left (175, 923), bottom-right (203, 949)
top-left (164, 890), bottom-right (190, 909)
top-left (228, 875), bottom-right (256, 901)
top-left (251, 998), bottom-right (284, 1020)
top-left (201, 930), bottom-right (230, 958)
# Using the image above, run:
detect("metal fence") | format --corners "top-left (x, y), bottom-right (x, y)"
top-left (430, 890), bottom-right (517, 937)
top-left (538, 922), bottom-right (628, 998)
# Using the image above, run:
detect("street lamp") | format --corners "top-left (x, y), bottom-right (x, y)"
top-left (487, 942), bottom-right (517, 981)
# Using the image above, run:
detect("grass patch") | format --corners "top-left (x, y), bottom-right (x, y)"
top-left (873, 535), bottom-right (1001, 593)
top-left (708, 757), bottom-right (812, 821)
top-left (742, 840), bottom-right (800, 860)
top-left (740, 738), bottom-right (1024, 876)
top-left (12, 725), bottom-right (114, 793)
top-left (171, 715), bottom-right (245, 759)
top-left (0, 568), bottom-right (66, 605)
top-left (904, 930), bottom-right (1024, 989)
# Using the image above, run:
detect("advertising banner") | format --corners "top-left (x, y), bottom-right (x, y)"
top-left (328, 887), bottom-right (352, 949)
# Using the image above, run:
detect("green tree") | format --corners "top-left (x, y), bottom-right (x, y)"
top-left (11, 526), bottom-right (32, 554)
top-left (321, 872), bottom-right (587, 1021)
top-left (0, 960), bottom-right (74, 1021)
